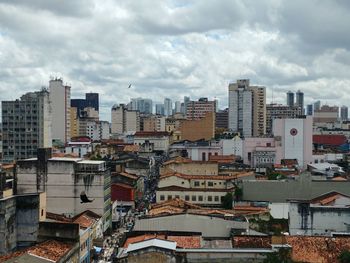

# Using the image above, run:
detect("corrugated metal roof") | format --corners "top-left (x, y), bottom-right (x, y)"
top-left (126, 238), bottom-right (176, 253)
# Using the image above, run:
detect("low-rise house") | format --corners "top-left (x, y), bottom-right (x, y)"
top-left (133, 131), bottom-right (171, 153)
top-left (289, 191), bottom-right (350, 236)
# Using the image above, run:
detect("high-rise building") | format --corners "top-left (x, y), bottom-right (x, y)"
top-left (111, 104), bottom-right (140, 134)
top-left (184, 96), bottom-right (190, 115)
top-left (49, 78), bottom-right (71, 143)
top-left (71, 93), bottom-right (99, 117)
top-left (314, 105), bottom-right (339, 126)
top-left (296, 90), bottom-right (304, 114)
top-left (155, 104), bottom-right (165, 115)
top-left (174, 101), bottom-right (181, 113)
top-left (340, 106), bottom-right (348, 121)
top-left (130, 98), bottom-right (153, 114)
top-left (266, 104), bottom-right (302, 135)
top-left (186, 98), bottom-right (216, 120)
top-left (287, 91), bottom-right (294, 107)
top-left (1, 89), bottom-right (52, 163)
top-left (164, 98), bottom-right (173, 116)
top-left (314, 100), bottom-right (321, 111)
top-left (216, 108), bottom-right (229, 129)
top-left (228, 79), bottom-right (266, 137)
top-left (306, 104), bottom-right (313, 116)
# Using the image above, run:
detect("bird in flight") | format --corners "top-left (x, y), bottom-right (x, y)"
top-left (128, 84), bottom-right (131, 89)
top-left (80, 191), bottom-right (94, 203)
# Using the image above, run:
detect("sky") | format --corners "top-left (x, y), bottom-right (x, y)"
top-left (1, 0), bottom-right (350, 121)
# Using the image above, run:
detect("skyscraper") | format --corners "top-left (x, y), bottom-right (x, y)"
top-left (1, 89), bottom-right (52, 163)
top-left (184, 96), bottom-right (190, 115)
top-left (49, 78), bottom-right (71, 143)
top-left (164, 98), bottom-right (173, 116)
top-left (186, 98), bottom-right (216, 120)
top-left (228, 79), bottom-right (266, 137)
top-left (130, 98), bottom-right (153, 114)
top-left (174, 101), bottom-right (181, 113)
top-left (306, 104), bottom-right (313, 116)
top-left (296, 90), bottom-right (304, 114)
top-left (111, 104), bottom-right (140, 134)
top-left (341, 106), bottom-right (348, 121)
top-left (155, 104), bottom-right (165, 115)
top-left (314, 100), bottom-right (321, 111)
top-left (287, 91), bottom-right (294, 107)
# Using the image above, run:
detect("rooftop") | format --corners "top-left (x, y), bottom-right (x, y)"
top-left (126, 238), bottom-right (176, 253)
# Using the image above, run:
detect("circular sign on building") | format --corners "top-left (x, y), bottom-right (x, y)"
top-left (290, 128), bottom-right (298, 136)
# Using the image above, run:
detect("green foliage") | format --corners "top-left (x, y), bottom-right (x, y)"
top-left (234, 187), bottom-right (243, 201)
top-left (338, 250), bottom-right (350, 263)
top-left (221, 192), bottom-right (233, 209)
top-left (267, 172), bottom-right (286, 180)
top-left (263, 248), bottom-right (293, 263)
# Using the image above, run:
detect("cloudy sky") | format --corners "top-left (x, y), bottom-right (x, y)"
top-left (1, 0), bottom-right (350, 121)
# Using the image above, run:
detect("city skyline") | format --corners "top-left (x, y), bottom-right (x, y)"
top-left (1, 1), bottom-right (350, 121)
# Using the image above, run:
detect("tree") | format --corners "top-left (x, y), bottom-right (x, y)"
top-left (234, 187), bottom-right (243, 201)
top-left (338, 250), bottom-right (350, 263)
top-left (221, 193), bottom-right (233, 209)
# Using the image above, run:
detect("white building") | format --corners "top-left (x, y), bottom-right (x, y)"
top-left (164, 98), bottom-right (173, 117)
top-left (220, 136), bottom-right (243, 157)
top-left (273, 116), bottom-right (313, 169)
top-left (111, 104), bottom-right (140, 134)
top-left (65, 141), bottom-right (92, 158)
top-left (289, 191), bottom-right (350, 236)
top-left (134, 131), bottom-right (170, 153)
top-left (49, 78), bottom-right (71, 143)
top-left (16, 156), bottom-right (111, 232)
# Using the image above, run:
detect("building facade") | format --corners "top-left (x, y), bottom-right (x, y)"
top-left (111, 104), bottom-right (140, 134)
top-left (186, 98), bottom-right (216, 120)
top-left (1, 90), bottom-right (52, 163)
top-left (266, 104), bottom-right (302, 135)
top-left (228, 79), bottom-right (266, 137)
top-left (49, 78), bottom-right (71, 143)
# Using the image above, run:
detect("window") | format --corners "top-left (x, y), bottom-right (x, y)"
top-left (208, 196), bottom-right (212, 202)
top-left (41, 209), bottom-right (44, 217)
top-left (202, 152), bottom-right (206, 161)
top-left (185, 195), bottom-right (190, 201)
top-left (175, 195), bottom-right (180, 199)
top-left (208, 182), bottom-right (214, 187)
top-left (192, 196), bottom-right (197, 201)
top-left (214, 196), bottom-right (219, 202)
top-left (194, 181), bottom-right (200, 187)
top-left (167, 195), bottom-right (172, 200)
top-left (198, 196), bottom-right (203, 201)
top-left (160, 195), bottom-right (165, 201)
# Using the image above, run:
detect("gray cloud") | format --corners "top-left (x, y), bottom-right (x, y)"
top-left (0, 0), bottom-right (350, 121)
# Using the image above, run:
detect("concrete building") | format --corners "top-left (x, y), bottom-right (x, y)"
top-left (70, 107), bottom-right (78, 138)
top-left (49, 78), bottom-right (71, 143)
top-left (179, 112), bottom-right (215, 142)
top-left (133, 131), bottom-right (171, 153)
top-left (295, 90), bottom-right (304, 114)
top-left (164, 98), bottom-right (173, 117)
top-left (242, 137), bottom-right (275, 167)
top-left (111, 104), bottom-right (140, 134)
top-left (216, 108), bottom-right (229, 129)
top-left (221, 136), bottom-right (243, 157)
top-left (174, 101), bottom-right (181, 113)
top-left (186, 98), bottom-right (216, 120)
top-left (1, 89), bottom-right (52, 163)
top-left (228, 79), bottom-right (266, 137)
top-left (160, 157), bottom-right (219, 176)
top-left (289, 191), bottom-right (350, 236)
top-left (155, 104), bottom-right (165, 115)
top-left (273, 116), bottom-right (313, 169)
top-left (143, 115), bottom-right (166, 132)
top-left (340, 105), bottom-right (348, 121)
top-left (130, 98), bottom-right (153, 114)
top-left (266, 103), bottom-right (302, 135)
top-left (16, 156), bottom-right (112, 232)
top-left (85, 120), bottom-right (110, 141)
top-left (313, 100), bottom-right (321, 111)
top-left (286, 91), bottom-right (294, 107)
top-left (314, 105), bottom-right (339, 127)
top-left (71, 92), bottom-right (99, 117)
top-left (306, 104), bottom-right (313, 116)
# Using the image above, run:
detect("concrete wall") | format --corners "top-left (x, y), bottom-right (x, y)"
top-left (0, 196), bottom-right (17, 255)
top-left (161, 162), bottom-right (219, 175)
top-left (243, 173), bottom-right (350, 202)
top-left (134, 214), bottom-right (248, 237)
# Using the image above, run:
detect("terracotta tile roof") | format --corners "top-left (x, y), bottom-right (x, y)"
top-left (152, 198), bottom-right (202, 209)
top-left (160, 171), bottom-right (254, 180)
top-left (233, 205), bottom-right (270, 215)
top-left (209, 155), bottom-right (236, 163)
top-left (123, 234), bottom-right (166, 248)
top-left (310, 191), bottom-right (350, 205)
top-left (332, 176), bottom-right (347, 181)
top-left (157, 186), bottom-right (234, 192)
top-left (286, 236), bottom-right (350, 263)
top-left (52, 152), bottom-right (79, 158)
top-left (134, 131), bottom-right (170, 137)
top-left (163, 157), bottom-right (192, 165)
top-left (123, 144), bottom-right (140, 152)
top-left (115, 172), bottom-right (139, 180)
top-left (46, 210), bottom-right (101, 229)
top-left (0, 240), bottom-right (74, 262)
top-left (233, 236), bottom-right (271, 248)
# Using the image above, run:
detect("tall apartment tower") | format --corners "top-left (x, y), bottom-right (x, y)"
top-left (111, 104), bottom-right (140, 134)
top-left (341, 106), bottom-right (348, 121)
top-left (49, 78), bottom-right (71, 143)
top-left (155, 104), bottom-right (165, 115)
top-left (287, 91), bottom-right (294, 107)
top-left (314, 100), bottom-right (321, 111)
top-left (164, 98), bottom-right (173, 116)
top-left (228, 79), bottom-right (266, 137)
top-left (1, 89), bottom-right (52, 163)
top-left (186, 98), bottom-right (216, 120)
top-left (296, 90), bottom-right (304, 114)
top-left (184, 96), bottom-right (190, 115)
top-left (306, 104), bottom-right (313, 116)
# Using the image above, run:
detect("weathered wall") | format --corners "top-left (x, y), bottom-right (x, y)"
top-left (0, 197), bottom-right (17, 255)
